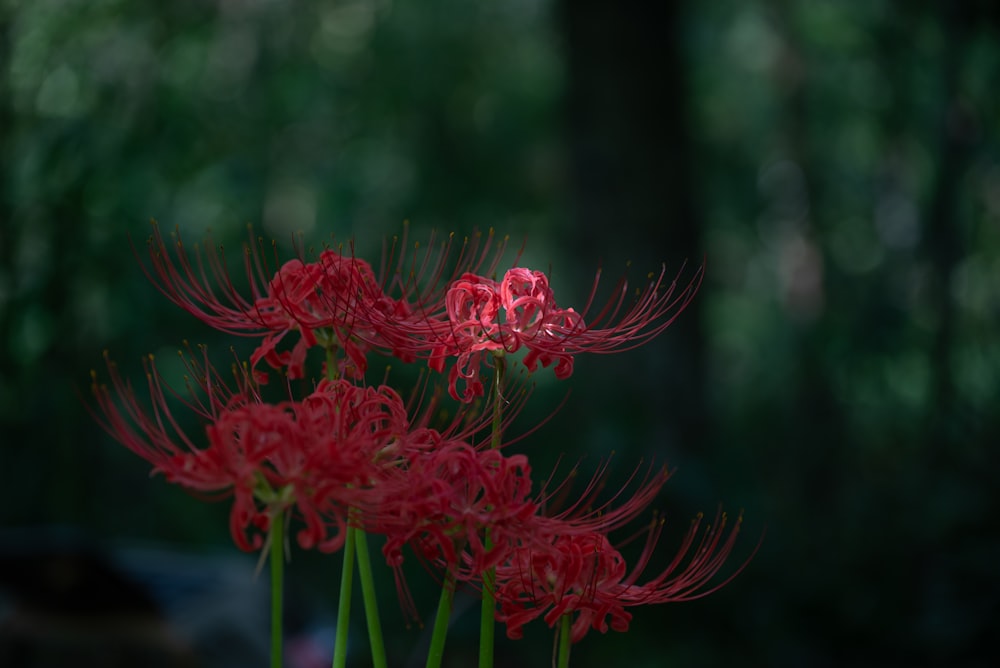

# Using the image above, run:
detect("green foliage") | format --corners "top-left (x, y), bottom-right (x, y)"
top-left (1, 0), bottom-right (998, 666)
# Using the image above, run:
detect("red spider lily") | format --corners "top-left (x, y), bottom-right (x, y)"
top-left (90, 349), bottom-right (411, 552)
top-left (424, 262), bottom-right (702, 401)
top-left (494, 509), bottom-right (749, 644)
top-left (248, 250), bottom-right (392, 381)
top-left (370, 443), bottom-right (539, 579)
top-left (137, 222), bottom-right (514, 381)
top-left (425, 269), bottom-right (576, 401)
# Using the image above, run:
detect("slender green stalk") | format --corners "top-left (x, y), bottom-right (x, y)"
top-left (426, 569), bottom-right (458, 668)
top-left (329, 341), bottom-right (354, 668)
top-left (270, 510), bottom-right (285, 668)
top-left (325, 342), bottom-right (387, 667)
top-left (478, 556), bottom-right (496, 668)
top-left (479, 353), bottom-right (506, 668)
top-left (556, 614), bottom-right (572, 668)
top-left (355, 528), bottom-right (388, 668)
top-left (332, 525), bottom-right (356, 668)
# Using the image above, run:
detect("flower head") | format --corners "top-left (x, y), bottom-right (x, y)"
top-left (248, 250), bottom-right (389, 381)
top-left (370, 442), bottom-right (539, 578)
top-left (90, 348), bottom-right (411, 552)
top-left (426, 262), bottom-right (701, 401)
top-left (495, 509), bottom-right (749, 644)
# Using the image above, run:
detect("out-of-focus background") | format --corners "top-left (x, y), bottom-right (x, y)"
top-left (1, 0), bottom-right (998, 666)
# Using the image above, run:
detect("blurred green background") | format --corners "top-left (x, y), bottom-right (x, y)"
top-left (1, 0), bottom-right (998, 666)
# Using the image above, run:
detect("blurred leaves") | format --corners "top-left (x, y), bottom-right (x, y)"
top-left (1, 0), bottom-right (999, 666)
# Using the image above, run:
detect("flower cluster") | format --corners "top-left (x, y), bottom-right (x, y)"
top-left (138, 222), bottom-right (702, 401)
top-left (92, 222), bottom-right (748, 664)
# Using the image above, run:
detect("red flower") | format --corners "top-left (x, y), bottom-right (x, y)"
top-left (496, 531), bottom-right (630, 642)
top-left (371, 442), bottom-right (538, 578)
top-left (90, 349), bottom-right (411, 552)
top-left (247, 251), bottom-right (388, 381)
top-left (427, 262), bottom-right (701, 401)
top-left (495, 509), bottom-right (749, 643)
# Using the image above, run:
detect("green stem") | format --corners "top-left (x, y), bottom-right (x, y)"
top-left (556, 614), bottom-right (572, 668)
top-left (479, 353), bottom-right (506, 668)
top-left (332, 526), bottom-right (356, 668)
top-left (270, 510), bottom-right (285, 668)
top-left (426, 569), bottom-right (457, 668)
top-left (325, 343), bottom-right (386, 668)
top-left (355, 528), bottom-right (388, 668)
top-left (326, 341), bottom-right (358, 668)
top-left (478, 553), bottom-right (496, 668)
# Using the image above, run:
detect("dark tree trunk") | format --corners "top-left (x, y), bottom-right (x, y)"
top-left (557, 0), bottom-right (707, 461)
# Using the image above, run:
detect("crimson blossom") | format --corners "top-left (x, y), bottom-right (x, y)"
top-left (494, 509), bottom-right (749, 644)
top-left (420, 262), bottom-right (703, 401)
top-left (371, 443), bottom-right (539, 576)
top-left (90, 348), bottom-right (415, 553)
top-left (137, 222), bottom-right (702, 404)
